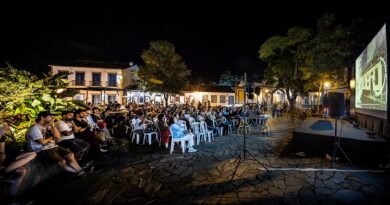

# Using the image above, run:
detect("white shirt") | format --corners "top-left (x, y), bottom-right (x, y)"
top-left (131, 118), bottom-right (143, 130)
top-left (26, 123), bottom-right (57, 152)
top-left (55, 120), bottom-right (75, 141)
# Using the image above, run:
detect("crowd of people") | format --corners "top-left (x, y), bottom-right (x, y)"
top-left (0, 102), bottom-right (275, 200)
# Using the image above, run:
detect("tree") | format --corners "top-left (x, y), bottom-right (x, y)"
top-left (303, 14), bottom-right (371, 112)
top-left (138, 41), bottom-right (191, 106)
top-left (0, 63), bottom-right (86, 150)
top-left (259, 27), bottom-right (313, 106)
top-left (217, 71), bottom-right (240, 86)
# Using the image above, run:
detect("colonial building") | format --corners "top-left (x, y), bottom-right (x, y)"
top-left (182, 85), bottom-right (236, 107)
top-left (50, 61), bottom-right (139, 105)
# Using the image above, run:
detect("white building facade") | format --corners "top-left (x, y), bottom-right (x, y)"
top-left (50, 62), bottom-right (139, 105)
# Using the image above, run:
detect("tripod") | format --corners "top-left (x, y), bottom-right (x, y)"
top-left (231, 73), bottom-right (269, 182)
top-left (331, 117), bottom-right (353, 167)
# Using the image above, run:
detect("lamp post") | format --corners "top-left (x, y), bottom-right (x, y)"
top-left (323, 81), bottom-right (331, 118)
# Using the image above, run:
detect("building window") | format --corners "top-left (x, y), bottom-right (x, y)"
top-left (108, 73), bottom-right (117, 87)
top-left (108, 95), bottom-right (116, 103)
top-left (220, 95), bottom-right (226, 103)
top-left (211, 95), bottom-right (217, 103)
top-left (92, 94), bottom-right (101, 105)
top-left (75, 72), bottom-right (85, 86)
top-left (228, 96), bottom-right (235, 105)
top-left (92, 73), bottom-right (101, 86)
top-left (202, 95), bottom-right (208, 103)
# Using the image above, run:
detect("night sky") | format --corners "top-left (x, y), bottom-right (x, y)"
top-left (1, 2), bottom-right (389, 82)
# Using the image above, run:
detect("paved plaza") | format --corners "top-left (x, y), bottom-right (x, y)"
top-left (23, 116), bottom-right (390, 204)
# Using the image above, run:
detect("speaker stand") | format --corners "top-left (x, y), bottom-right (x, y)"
top-left (331, 118), bottom-right (353, 167)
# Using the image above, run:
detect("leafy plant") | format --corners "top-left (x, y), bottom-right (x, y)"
top-left (0, 63), bottom-right (86, 151)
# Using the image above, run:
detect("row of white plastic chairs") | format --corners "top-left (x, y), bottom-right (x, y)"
top-left (128, 119), bottom-right (220, 154)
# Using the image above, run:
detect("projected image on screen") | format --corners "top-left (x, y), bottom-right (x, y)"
top-left (355, 24), bottom-right (388, 111)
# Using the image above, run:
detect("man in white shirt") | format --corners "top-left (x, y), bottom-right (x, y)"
top-left (55, 111), bottom-right (90, 161)
top-left (131, 113), bottom-right (144, 135)
top-left (26, 111), bottom-right (82, 174)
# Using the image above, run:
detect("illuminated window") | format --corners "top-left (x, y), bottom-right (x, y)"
top-left (228, 96), bottom-right (234, 104)
top-left (202, 95), bottom-right (208, 103)
top-left (211, 95), bottom-right (217, 103)
top-left (220, 95), bottom-right (226, 103)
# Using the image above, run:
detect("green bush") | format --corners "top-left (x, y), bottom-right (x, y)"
top-left (0, 63), bottom-right (86, 152)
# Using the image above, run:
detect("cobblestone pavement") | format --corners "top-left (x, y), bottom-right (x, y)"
top-left (23, 116), bottom-right (390, 204)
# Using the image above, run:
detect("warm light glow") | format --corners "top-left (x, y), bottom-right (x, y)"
top-left (350, 79), bottom-right (356, 89)
top-left (265, 89), bottom-right (269, 93)
top-left (56, 88), bottom-right (65, 94)
top-left (194, 92), bottom-right (202, 100)
top-left (324, 82), bottom-right (330, 88)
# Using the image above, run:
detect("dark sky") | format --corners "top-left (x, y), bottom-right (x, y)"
top-left (1, 1), bottom-right (389, 82)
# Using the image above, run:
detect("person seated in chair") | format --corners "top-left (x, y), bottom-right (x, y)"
top-left (1, 123), bottom-right (37, 199)
top-left (168, 117), bottom-right (197, 153)
top-left (26, 111), bottom-right (82, 174)
top-left (55, 111), bottom-right (90, 161)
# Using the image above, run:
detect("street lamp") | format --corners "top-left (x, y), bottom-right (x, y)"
top-left (324, 81), bottom-right (331, 89)
top-left (349, 79), bottom-right (356, 90)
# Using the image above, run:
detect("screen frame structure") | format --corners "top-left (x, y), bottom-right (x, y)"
top-left (355, 23), bottom-right (389, 120)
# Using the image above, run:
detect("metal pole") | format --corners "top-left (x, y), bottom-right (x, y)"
top-left (243, 73), bottom-right (247, 160)
top-left (331, 118), bottom-right (338, 168)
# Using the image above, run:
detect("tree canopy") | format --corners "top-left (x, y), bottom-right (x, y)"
top-left (259, 26), bottom-right (313, 103)
top-left (259, 13), bottom-right (374, 109)
top-left (138, 41), bottom-right (191, 105)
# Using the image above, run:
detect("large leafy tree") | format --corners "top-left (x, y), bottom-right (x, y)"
top-left (302, 14), bottom-right (350, 111)
top-left (138, 41), bottom-right (191, 106)
top-left (259, 27), bottom-right (313, 106)
top-left (303, 14), bottom-right (373, 112)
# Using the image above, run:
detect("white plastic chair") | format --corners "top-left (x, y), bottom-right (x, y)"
top-left (188, 117), bottom-right (195, 128)
top-left (223, 117), bottom-right (232, 135)
top-left (169, 127), bottom-right (186, 154)
top-left (200, 121), bottom-right (213, 142)
top-left (260, 117), bottom-right (271, 135)
top-left (237, 118), bottom-right (250, 134)
top-left (191, 122), bottom-right (206, 145)
top-left (130, 123), bottom-right (141, 144)
top-left (212, 120), bottom-right (224, 136)
top-left (142, 123), bottom-right (159, 145)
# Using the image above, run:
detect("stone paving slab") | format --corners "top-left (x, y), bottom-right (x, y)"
top-left (21, 116), bottom-right (390, 204)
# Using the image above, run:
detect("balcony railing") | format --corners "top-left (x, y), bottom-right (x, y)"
top-left (69, 80), bottom-right (118, 87)
top-left (89, 81), bottom-right (102, 87)
top-left (71, 80), bottom-right (86, 86)
top-left (106, 81), bottom-right (118, 87)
